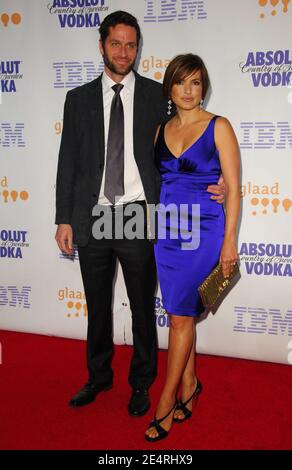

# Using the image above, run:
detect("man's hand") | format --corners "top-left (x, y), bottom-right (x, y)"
top-left (207, 174), bottom-right (225, 204)
top-left (55, 224), bottom-right (73, 255)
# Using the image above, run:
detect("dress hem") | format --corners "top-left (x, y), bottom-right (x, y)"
top-left (162, 303), bottom-right (203, 317)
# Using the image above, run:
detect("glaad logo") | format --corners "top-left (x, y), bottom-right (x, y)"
top-left (54, 121), bottom-right (63, 135)
top-left (239, 243), bottom-right (292, 277)
top-left (241, 181), bottom-right (292, 216)
top-left (140, 56), bottom-right (170, 81)
top-left (144, 0), bottom-right (207, 22)
top-left (58, 287), bottom-right (87, 318)
top-left (47, 0), bottom-right (109, 28)
top-left (155, 296), bottom-right (170, 329)
top-left (0, 177), bottom-right (29, 205)
top-left (258, 0), bottom-right (290, 19)
top-left (0, 123), bottom-right (25, 148)
top-left (0, 60), bottom-right (23, 95)
top-left (0, 12), bottom-right (21, 27)
top-left (239, 50), bottom-right (292, 87)
top-left (0, 230), bottom-right (29, 259)
top-left (0, 286), bottom-right (31, 308)
top-left (233, 306), bottom-right (292, 336)
top-left (239, 121), bottom-right (292, 150)
top-left (53, 60), bottom-right (104, 88)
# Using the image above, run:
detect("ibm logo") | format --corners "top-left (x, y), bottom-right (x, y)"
top-left (53, 61), bottom-right (104, 89)
top-left (0, 286), bottom-right (31, 309)
top-left (234, 306), bottom-right (292, 336)
top-left (59, 246), bottom-right (79, 260)
top-left (144, 0), bottom-right (207, 22)
top-left (0, 123), bottom-right (25, 148)
top-left (239, 122), bottom-right (292, 150)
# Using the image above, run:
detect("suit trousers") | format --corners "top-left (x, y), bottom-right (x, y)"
top-left (77, 202), bottom-right (157, 390)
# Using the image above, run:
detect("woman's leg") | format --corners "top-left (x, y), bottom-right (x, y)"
top-left (145, 314), bottom-right (194, 438)
top-left (174, 320), bottom-right (198, 420)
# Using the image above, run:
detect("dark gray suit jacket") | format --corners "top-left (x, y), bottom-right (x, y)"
top-left (55, 71), bottom-right (168, 246)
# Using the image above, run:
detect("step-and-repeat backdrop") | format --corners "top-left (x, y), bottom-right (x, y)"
top-left (1, 0), bottom-right (291, 364)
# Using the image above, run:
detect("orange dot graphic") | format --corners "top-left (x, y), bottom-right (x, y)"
top-left (259, 0), bottom-right (268, 5)
top-left (271, 9), bottom-right (277, 15)
top-left (154, 71), bottom-right (162, 80)
top-left (282, 0), bottom-right (290, 13)
top-left (10, 190), bottom-right (18, 202)
top-left (251, 198), bottom-right (259, 215)
top-left (20, 190), bottom-right (29, 200)
top-left (11, 12), bottom-right (21, 24)
top-left (261, 198), bottom-right (269, 214)
top-left (1, 13), bottom-right (9, 27)
top-left (282, 198), bottom-right (292, 212)
top-left (75, 302), bottom-right (82, 310)
top-left (67, 301), bottom-right (73, 309)
top-left (271, 198), bottom-right (280, 213)
top-left (2, 190), bottom-right (9, 203)
top-left (271, 0), bottom-right (279, 6)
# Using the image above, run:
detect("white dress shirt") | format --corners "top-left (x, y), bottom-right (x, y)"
top-left (98, 70), bottom-right (146, 206)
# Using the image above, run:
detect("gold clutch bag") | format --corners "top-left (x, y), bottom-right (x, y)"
top-left (198, 263), bottom-right (240, 311)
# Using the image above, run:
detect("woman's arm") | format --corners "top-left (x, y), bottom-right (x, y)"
top-left (215, 117), bottom-right (241, 278)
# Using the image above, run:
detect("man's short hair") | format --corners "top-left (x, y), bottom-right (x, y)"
top-left (99, 10), bottom-right (141, 47)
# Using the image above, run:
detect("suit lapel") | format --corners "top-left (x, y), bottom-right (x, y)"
top-left (88, 75), bottom-right (105, 164)
top-left (133, 72), bottom-right (147, 159)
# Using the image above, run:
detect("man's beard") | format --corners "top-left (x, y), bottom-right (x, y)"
top-left (103, 51), bottom-right (135, 77)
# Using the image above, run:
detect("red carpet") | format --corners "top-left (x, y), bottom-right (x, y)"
top-left (0, 330), bottom-right (291, 450)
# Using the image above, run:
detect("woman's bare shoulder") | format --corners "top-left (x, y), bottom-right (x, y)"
top-left (214, 115), bottom-right (234, 132)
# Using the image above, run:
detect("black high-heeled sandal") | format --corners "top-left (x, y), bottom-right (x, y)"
top-left (173, 378), bottom-right (202, 423)
top-left (145, 401), bottom-right (177, 442)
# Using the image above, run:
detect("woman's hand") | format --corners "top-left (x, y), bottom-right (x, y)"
top-left (220, 240), bottom-right (238, 278)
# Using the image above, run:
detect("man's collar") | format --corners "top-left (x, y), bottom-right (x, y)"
top-left (102, 69), bottom-right (135, 91)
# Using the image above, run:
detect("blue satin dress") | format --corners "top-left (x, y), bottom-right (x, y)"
top-left (154, 116), bottom-right (225, 317)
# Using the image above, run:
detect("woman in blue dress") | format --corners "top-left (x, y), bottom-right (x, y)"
top-left (145, 54), bottom-right (240, 442)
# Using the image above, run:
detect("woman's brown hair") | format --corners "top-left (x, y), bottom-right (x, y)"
top-left (163, 53), bottom-right (210, 100)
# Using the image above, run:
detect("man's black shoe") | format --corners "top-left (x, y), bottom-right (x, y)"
top-left (69, 382), bottom-right (112, 407)
top-left (128, 389), bottom-right (150, 417)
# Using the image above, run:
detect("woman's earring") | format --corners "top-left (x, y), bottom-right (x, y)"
top-left (199, 99), bottom-right (204, 110)
top-left (167, 99), bottom-right (172, 115)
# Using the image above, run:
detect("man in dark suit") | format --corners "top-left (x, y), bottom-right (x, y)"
top-left (55, 10), bottom-right (223, 416)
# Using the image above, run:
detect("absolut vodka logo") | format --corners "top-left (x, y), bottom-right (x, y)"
top-left (239, 243), bottom-right (292, 277)
top-left (240, 50), bottom-right (292, 87)
top-left (0, 230), bottom-right (29, 259)
top-left (155, 296), bottom-right (170, 329)
top-left (47, 0), bottom-right (109, 28)
top-left (0, 60), bottom-right (23, 94)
